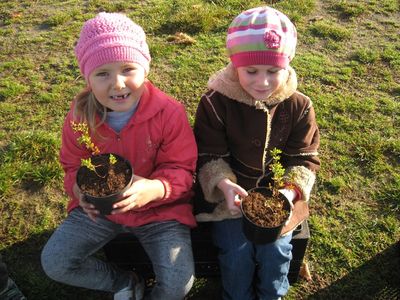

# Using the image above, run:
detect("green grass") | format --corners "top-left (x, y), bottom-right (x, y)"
top-left (0, 0), bottom-right (399, 299)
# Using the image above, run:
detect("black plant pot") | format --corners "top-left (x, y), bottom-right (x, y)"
top-left (76, 153), bottom-right (134, 215)
top-left (240, 187), bottom-right (291, 245)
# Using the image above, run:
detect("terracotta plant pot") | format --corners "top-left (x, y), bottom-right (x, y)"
top-left (76, 153), bottom-right (134, 215)
top-left (240, 187), bottom-right (291, 244)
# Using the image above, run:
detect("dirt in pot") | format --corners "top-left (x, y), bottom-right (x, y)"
top-left (77, 155), bottom-right (132, 197)
top-left (241, 191), bottom-right (290, 228)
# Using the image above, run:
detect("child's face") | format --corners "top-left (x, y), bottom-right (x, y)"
top-left (236, 65), bottom-right (288, 100)
top-left (88, 61), bottom-right (146, 112)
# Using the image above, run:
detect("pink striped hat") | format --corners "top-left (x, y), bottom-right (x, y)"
top-left (226, 6), bottom-right (297, 68)
top-left (75, 12), bottom-right (151, 79)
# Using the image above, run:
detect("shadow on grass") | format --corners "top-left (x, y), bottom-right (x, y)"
top-left (309, 241), bottom-right (400, 300)
top-left (2, 229), bottom-right (398, 299)
top-left (1, 230), bottom-right (110, 300)
top-left (1, 230), bottom-right (221, 300)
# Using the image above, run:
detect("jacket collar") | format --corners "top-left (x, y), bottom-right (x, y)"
top-left (207, 63), bottom-right (297, 108)
top-left (130, 80), bottom-right (168, 124)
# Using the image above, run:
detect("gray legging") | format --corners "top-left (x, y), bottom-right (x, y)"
top-left (41, 207), bottom-right (194, 299)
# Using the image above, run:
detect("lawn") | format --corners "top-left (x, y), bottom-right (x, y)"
top-left (0, 0), bottom-right (399, 299)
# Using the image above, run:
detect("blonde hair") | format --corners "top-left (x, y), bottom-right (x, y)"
top-left (72, 87), bottom-right (107, 137)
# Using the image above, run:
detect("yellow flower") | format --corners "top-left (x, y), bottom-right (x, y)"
top-left (70, 121), bottom-right (100, 155)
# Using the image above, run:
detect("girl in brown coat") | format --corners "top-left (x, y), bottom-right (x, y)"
top-left (194, 6), bottom-right (320, 300)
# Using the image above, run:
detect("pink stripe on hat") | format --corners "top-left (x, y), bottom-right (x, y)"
top-left (230, 51), bottom-right (289, 69)
top-left (227, 34), bottom-right (262, 48)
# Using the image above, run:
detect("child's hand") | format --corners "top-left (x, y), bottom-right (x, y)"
top-left (278, 188), bottom-right (297, 207)
top-left (217, 178), bottom-right (248, 215)
top-left (73, 183), bottom-right (99, 222)
top-left (111, 175), bottom-right (165, 214)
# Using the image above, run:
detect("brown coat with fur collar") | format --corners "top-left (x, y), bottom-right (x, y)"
top-left (194, 63), bottom-right (320, 224)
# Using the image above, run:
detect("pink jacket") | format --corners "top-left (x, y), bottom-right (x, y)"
top-left (60, 81), bottom-right (197, 228)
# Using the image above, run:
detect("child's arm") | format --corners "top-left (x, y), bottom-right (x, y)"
top-left (111, 175), bottom-right (165, 213)
top-left (194, 93), bottom-right (238, 204)
top-left (117, 103), bottom-right (197, 211)
top-left (282, 96), bottom-right (320, 202)
top-left (217, 178), bottom-right (248, 215)
top-left (72, 182), bottom-right (99, 222)
top-left (148, 104), bottom-right (197, 202)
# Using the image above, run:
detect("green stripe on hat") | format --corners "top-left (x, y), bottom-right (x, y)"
top-left (228, 43), bottom-right (285, 54)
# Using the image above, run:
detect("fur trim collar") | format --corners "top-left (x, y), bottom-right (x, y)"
top-left (207, 63), bottom-right (298, 108)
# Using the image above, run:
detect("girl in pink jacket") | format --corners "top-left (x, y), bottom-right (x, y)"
top-left (41, 12), bottom-right (197, 300)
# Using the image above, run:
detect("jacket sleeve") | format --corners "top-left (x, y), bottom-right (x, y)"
top-left (59, 110), bottom-right (89, 201)
top-left (147, 103), bottom-right (197, 205)
top-left (193, 92), bottom-right (237, 203)
top-left (282, 95), bottom-right (320, 201)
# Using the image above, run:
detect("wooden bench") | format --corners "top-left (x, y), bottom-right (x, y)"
top-left (103, 220), bottom-right (310, 284)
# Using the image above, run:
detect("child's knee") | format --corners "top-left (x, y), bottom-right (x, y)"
top-left (41, 246), bottom-right (70, 282)
top-left (274, 235), bottom-right (293, 258)
top-left (182, 273), bottom-right (195, 296)
top-left (158, 273), bottom-right (194, 299)
top-left (41, 252), bottom-right (58, 280)
top-left (156, 265), bottom-right (194, 298)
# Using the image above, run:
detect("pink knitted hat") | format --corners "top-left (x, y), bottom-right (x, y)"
top-left (75, 12), bottom-right (151, 79)
top-left (226, 6), bottom-right (297, 69)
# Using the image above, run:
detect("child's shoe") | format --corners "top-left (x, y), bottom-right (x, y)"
top-left (0, 278), bottom-right (27, 300)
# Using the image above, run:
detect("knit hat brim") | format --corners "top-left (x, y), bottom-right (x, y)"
top-left (81, 46), bottom-right (150, 78)
top-left (230, 51), bottom-right (290, 68)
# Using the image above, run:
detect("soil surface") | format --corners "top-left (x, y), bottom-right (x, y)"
top-left (241, 191), bottom-right (289, 227)
top-left (77, 154), bottom-right (132, 197)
